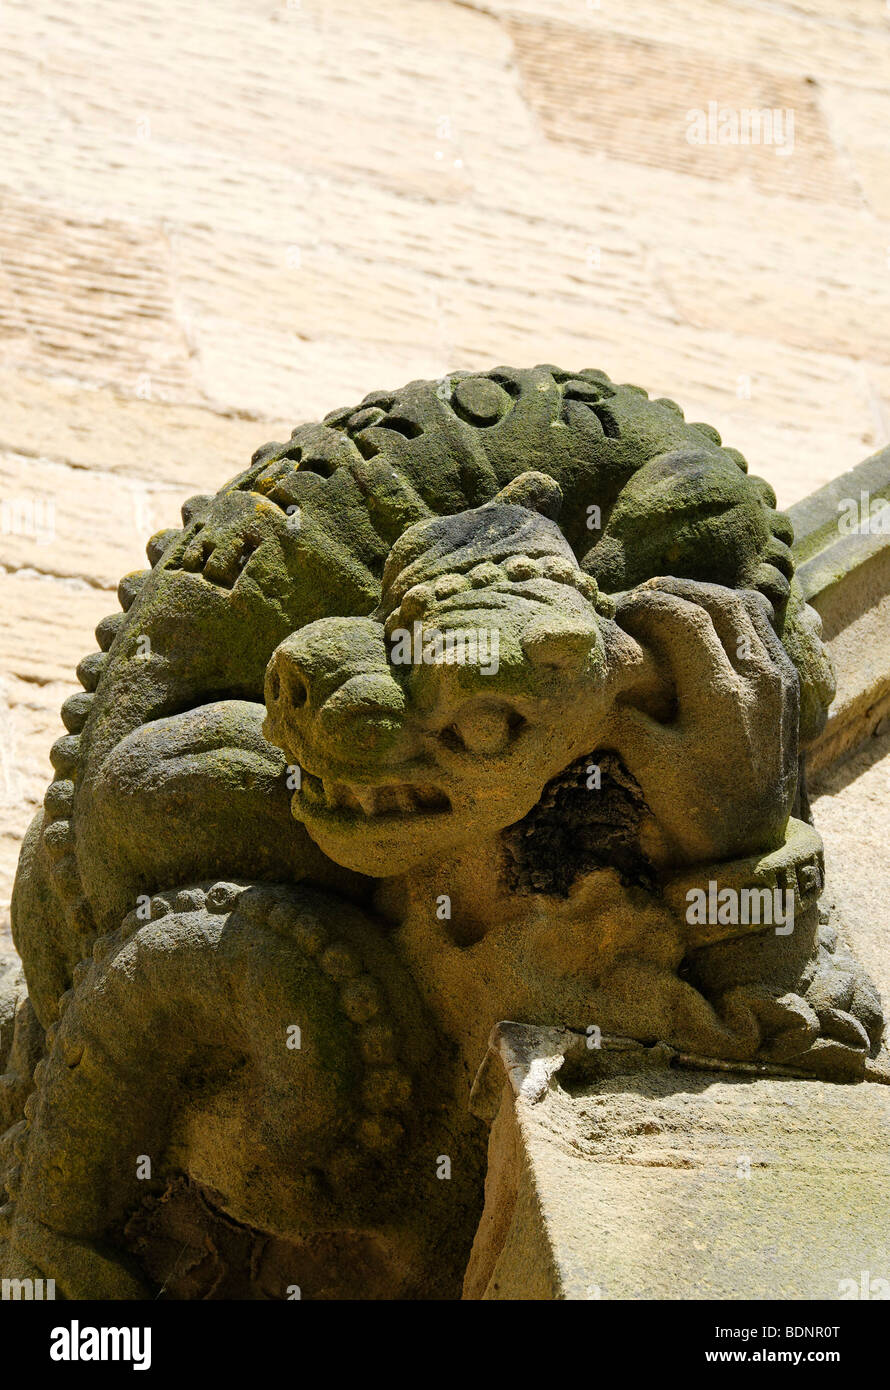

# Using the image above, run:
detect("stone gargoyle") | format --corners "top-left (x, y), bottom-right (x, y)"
top-left (0, 365), bottom-right (883, 1299)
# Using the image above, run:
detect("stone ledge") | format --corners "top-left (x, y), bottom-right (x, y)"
top-left (790, 445), bottom-right (890, 774)
top-left (465, 1023), bottom-right (890, 1300)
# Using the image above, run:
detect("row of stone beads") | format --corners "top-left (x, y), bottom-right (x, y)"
top-left (229, 883), bottom-right (414, 1157)
top-left (44, 665), bottom-right (92, 942)
top-left (1, 879), bottom-right (411, 1215)
top-left (1, 1015), bottom-right (62, 1207)
top-left (383, 557), bottom-right (610, 643)
top-left (92, 881), bottom-right (413, 1159)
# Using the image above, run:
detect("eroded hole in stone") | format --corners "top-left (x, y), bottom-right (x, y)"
top-left (501, 751), bottom-right (656, 898)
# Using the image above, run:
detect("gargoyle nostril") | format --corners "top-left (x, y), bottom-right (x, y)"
top-left (267, 661), bottom-right (309, 712)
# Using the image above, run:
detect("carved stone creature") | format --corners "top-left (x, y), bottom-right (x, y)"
top-left (0, 366), bottom-right (880, 1299)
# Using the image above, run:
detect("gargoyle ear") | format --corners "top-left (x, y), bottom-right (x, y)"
top-left (490, 471), bottom-right (563, 521)
top-left (520, 614), bottom-right (597, 671)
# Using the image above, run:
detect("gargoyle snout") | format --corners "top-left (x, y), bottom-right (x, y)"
top-left (264, 616), bottom-right (407, 767)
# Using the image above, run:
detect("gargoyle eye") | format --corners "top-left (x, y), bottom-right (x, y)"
top-left (440, 704), bottom-right (524, 756)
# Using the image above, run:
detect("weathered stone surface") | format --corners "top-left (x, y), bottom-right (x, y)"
top-left (0, 370), bottom-right (293, 490)
top-left (0, 196), bottom-right (193, 400)
top-left (813, 729), bottom-right (890, 1012)
top-left (469, 714), bottom-right (890, 1300)
top-left (1, 365), bottom-right (881, 1298)
top-left (0, 0), bottom-right (885, 453)
top-left (480, 0), bottom-right (890, 89)
top-left (789, 445), bottom-right (890, 772)
top-left (465, 1025), bottom-right (890, 1300)
top-left (508, 19), bottom-right (855, 205)
top-left (821, 84), bottom-right (890, 222)
top-left (0, 451), bottom-right (182, 587)
top-left (0, 0), bottom-right (887, 1301)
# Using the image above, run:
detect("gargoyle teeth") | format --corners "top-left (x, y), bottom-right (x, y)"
top-left (411, 784), bottom-right (450, 812)
top-left (323, 780), bottom-right (362, 812)
top-left (340, 785), bottom-right (363, 812)
top-left (308, 774), bottom-right (449, 818)
top-left (352, 786), bottom-right (380, 816)
top-left (373, 785), bottom-right (405, 815)
top-left (361, 782), bottom-right (448, 816)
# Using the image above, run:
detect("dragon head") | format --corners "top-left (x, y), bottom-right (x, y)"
top-left (263, 475), bottom-right (638, 876)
